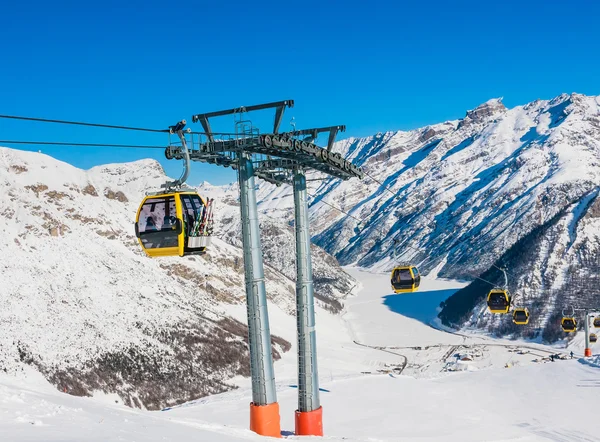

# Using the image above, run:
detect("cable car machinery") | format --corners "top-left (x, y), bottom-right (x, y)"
top-left (164, 100), bottom-right (364, 437)
top-left (511, 285), bottom-right (530, 326)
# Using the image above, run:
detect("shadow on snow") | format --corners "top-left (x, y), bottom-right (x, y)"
top-left (383, 289), bottom-right (457, 325)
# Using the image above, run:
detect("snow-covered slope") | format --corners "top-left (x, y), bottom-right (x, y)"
top-left (2, 266), bottom-right (598, 442)
top-left (5, 360), bottom-right (600, 442)
top-left (0, 146), bottom-right (354, 409)
top-left (257, 93), bottom-right (600, 340)
top-left (197, 182), bottom-right (356, 312)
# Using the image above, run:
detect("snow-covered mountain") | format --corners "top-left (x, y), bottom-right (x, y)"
top-left (197, 182), bottom-right (355, 312)
top-left (0, 147), bottom-right (355, 409)
top-left (257, 93), bottom-right (600, 341)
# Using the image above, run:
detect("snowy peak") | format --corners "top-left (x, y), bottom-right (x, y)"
top-left (458, 97), bottom-right (506, 129)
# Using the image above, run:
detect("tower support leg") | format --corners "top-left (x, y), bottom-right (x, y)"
top-left (585, 312), bottom-right (592, 357)
top-left (292, 168), bottom-right (323, 436)
top-left (237, 152), bottom-right (281, 438)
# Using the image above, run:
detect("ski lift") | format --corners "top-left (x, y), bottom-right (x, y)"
top-left (390, 265), bottom-right (421, 293)
top-left (487, 289), bottom-right (511, 314)
top-left (512, 308), bottom-right (530, 325)
top-left (134, 121), bottom-right (214, 257)
top-left (561, 318), bottom-right (577, 333)
top-left (590, 333), bottom-right (598, 343)
top-left (561, 306), bottom-right (577, 333)
top-left (561, 317), bottom-right (577, 333)
top-left (135, 192), bottom-right (214, 257)
top-left (486, 267), bottom-right (511, 314)
top-left (389, 239), bottom-right (420, 293)
top-left (594, 316), bottom-right (600, 328)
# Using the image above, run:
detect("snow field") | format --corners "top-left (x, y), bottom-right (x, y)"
top-left (4, 269), bottom-right (599, 441)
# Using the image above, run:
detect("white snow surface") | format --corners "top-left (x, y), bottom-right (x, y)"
top-left (0, 147), bottom-right (285, 369)
top-left (1, 268), bottom-right (597, 441)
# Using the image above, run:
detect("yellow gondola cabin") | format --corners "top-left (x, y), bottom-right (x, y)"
top-left (135, 191), bottom-right (213, 257)
top-left (390, 265), bottom-right (420, 293)
top-left (512, 308), bottom-right (530, 325)
top-left (487, 289), bottom-right (511, 314)
top-left (561, 317), bottom-right (577, 333)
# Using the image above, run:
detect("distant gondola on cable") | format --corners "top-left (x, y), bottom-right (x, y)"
top-left (594, 317), bottom-right (600, 328)
top-left (590, 333), bottom-right (598, 343)
top-left (486, 267), bottom-right (512, 314)
top-left (134, 120), bottom-right (214, 258)
top-left (561, 317), bottom-right (577, 333)
top-left (487, 289), bottom-right (511, 314)
top-left (512, 307), bottom-right (530, 325)
top-left (388, 238), bottom-right (421, 293)
top-left (390, 265), bottom-right (421, 293)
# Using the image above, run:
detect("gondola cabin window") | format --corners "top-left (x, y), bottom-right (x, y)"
top-left (392, 268), bottom-right (412, 283)
top-left (137, 197), bottom-right (178, 250)
top-left (412, 267), bottom-right (421, 282)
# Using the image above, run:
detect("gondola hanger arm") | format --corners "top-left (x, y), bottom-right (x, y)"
top-left (163, 120), bottom-right (192, 191)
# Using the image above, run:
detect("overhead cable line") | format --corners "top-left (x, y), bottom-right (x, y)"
top-left (363, 171), bottom-right (422, 213)
top-left (0, 114), bottom-right (253, 137)
top-left (0, 140), bottom-right (166, 149)
top-left (492, 263), bottom-right (520, 280)
top-left (1, 112), bottom-right (503, 289)
top-left (307, 190), bottom-right (363, 224)
top-left (0, 114), bottom-right (169, 133)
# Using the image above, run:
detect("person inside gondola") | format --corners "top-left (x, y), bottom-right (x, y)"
top-left (162, 215), bottom-right (176, 230)
top-left (145, 216), bottom-right (157, 232)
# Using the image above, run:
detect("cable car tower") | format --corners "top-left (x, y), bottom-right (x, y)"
top-left (561, 306), bottom-right (600, 357)
top-left (166, 100), bottom-right (363, 438)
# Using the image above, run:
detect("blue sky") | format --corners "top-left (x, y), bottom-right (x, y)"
top-left (1, 0), bottom-right (598, 185)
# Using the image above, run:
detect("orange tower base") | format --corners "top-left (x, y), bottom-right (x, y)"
top-left (295, 406), bottom-right (323, 436)
top-left (585, 348), bottom-right (592, 357)
top-left (250, 402), bottom-right (281, 438)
